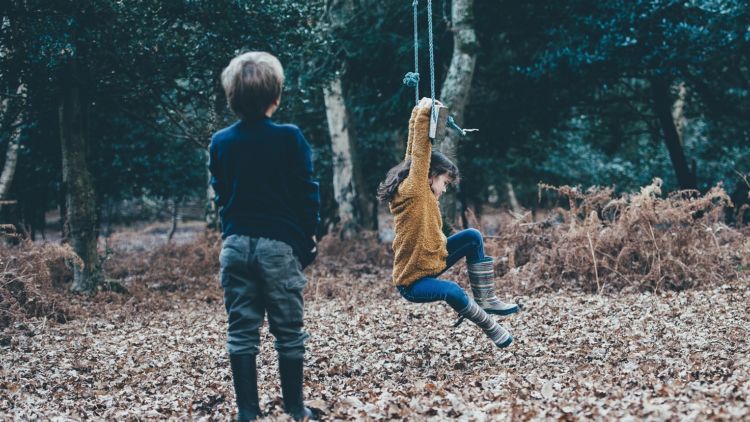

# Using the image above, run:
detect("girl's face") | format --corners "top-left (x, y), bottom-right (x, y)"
top-left (429, 173), bottom-right (452, 199)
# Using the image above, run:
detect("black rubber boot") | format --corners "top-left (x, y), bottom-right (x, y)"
top-left (229, 354), bottom-right (261, 421)
top-left (278, 356), bottom-right (315, 421)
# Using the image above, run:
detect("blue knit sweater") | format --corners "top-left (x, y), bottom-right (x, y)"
top-left (209, 117), bottom-right (320, 268)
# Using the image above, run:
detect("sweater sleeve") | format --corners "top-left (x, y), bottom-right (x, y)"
top-left (404, 106), bottom-right (420, 161)
top-left (290, 128), bottom-right (321, 239)
top-left (401, 106), bottom-right (432, 193)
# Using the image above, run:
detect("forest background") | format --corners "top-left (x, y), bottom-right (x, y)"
top-left (1, 0), bottom-right (749, 419)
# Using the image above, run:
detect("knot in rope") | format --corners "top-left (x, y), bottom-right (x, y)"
top-left (403, 72), bottom-right (420, 88)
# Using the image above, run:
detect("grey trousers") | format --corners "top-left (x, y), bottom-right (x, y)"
top-left (219, 235), bottom-right (309, 359)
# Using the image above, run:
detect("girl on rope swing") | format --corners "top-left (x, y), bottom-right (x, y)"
top-left (377, 97), bottom-right (519, 349)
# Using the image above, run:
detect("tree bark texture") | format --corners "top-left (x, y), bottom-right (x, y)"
top-left (505, 181), bottom-right (522, 214)
top-left (0, 83), bottom-right (26, 200)
top-left (671, 82), bottom-right (687, 145)
top-left (60, 61), bottom-right (102, 293)
top-left (437, 0), bottom-right (478, 227)
top-left (168, 199), bottom-right (179, 243)
top-left (324, 78), bottom-right (364, 238)
top-left (205, 86), bottom-right (223, 229)
top-left (651, 77), bottom-right (697, 190)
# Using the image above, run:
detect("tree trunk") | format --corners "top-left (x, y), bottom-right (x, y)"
top-left (324, 78), bottom-right (366, 238)
top-left (0, 84), bottom-right (26, 200)
top-left (204, 148), bottom-right (218, 229)
top-left (505, 181), bottom-right (522, 214)
top-left (59, 185), bottom-right (68, 241)
top-left (437, 0), bottom-right (478, 227)
top-left (205, 85), bottom-right (223, 229)
top-left (671, 82), bottom-right (687, 144)
top-left (168, 198), bottom-right (179, 243)
top-left (0, 118), bottom-right (21, 201)
top-left (650, 77), bottom-right (696, 190)
top-left (60, 60), bottom-right (101, 293)
top-left (324, 0), bottom-right (373, 236)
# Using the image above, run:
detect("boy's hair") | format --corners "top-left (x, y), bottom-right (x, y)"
top-left (221, 51), bottom-right (284, 120)
top-left (376, 151), bottom-right (460, 203)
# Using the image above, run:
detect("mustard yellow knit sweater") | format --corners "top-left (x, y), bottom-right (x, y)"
top-left (390, 106), bottom-right (448, 286)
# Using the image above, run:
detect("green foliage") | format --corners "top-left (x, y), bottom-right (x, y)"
top-left (2, 0), bottom-right (748, 231)
top-left (2, 0), bottom-right (330, 226)
top-left (460, 0), bottom-right (749, 205)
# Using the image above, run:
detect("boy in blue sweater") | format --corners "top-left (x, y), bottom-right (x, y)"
top-left (209, 51), bottom-right (320, 421)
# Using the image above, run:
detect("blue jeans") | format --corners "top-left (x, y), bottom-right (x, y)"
top-left (397, 228), bottom-right (487, 312)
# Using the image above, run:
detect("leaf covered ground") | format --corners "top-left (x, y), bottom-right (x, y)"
top-left (3, 278), bottom-right (749, 420)
top-left (3, 181), bottom-right (750, 420)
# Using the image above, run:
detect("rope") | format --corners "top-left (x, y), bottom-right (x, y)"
top-left (447, 116), bottom-right (464, 136)
top-left (413, 0), bottom-right (419, 104)
top-left (447, 116), bottom-right (479, 136)
top-left (427, 0), bottom-right (436, 120)
top-left (402, 0), bottom-right (435, 112)
top-left (403, 0), bottom-right (420, 104)
top-left (403, 0), bottom-right (478, 138)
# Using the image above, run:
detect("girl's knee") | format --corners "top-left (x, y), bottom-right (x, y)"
top-left (445, 283), bottom-right (469, 309)
top-left (447, 285), bottom-right (466, 300)
top-left (466, 228), bottom-right (483, 243)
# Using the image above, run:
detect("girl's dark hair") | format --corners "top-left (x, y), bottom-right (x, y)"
top-left (376, 151), bottom-right (460, 203)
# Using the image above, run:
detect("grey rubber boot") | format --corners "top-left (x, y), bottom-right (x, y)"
top-left (458, 299), bottom-right (513, 348)
top-left (468, 257), bottom-right (519, 315)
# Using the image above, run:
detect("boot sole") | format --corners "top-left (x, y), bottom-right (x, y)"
top-left (486, 306), bottom-right (520, 316)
